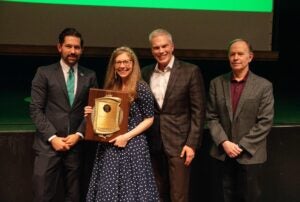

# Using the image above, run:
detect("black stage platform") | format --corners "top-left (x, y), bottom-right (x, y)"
top-left (1, 127), bottom-right (299, 202)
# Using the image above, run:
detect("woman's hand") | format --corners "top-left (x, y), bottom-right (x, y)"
top-left (108, 117), bottom-right (154, 148)
top-left (109, 134), bottom-right (130, 148)
top-left (84, 106), bottom-right (93, 117)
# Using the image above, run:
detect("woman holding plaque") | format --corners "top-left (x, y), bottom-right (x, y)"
top-left (85, 46), bottom-right (159, 202)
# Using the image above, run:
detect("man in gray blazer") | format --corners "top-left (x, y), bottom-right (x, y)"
top-left (30, 28), bottom-right (98, 202)
top-left (142, 28), bottom-right (206, 202)
top-left (206, 39), bottom-right (274, 202)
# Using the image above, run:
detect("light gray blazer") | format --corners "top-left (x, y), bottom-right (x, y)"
top-left (206, 71), bottom-right (274, 164)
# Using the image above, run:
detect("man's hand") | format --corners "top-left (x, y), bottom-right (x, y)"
top-left (50, 136), bottom-right (70, 151)
top-left (64, 134), bottom-right (81, 147)
top-left (180, 145), bottom-right (195, 166)
top-left (222, 140), bottom-right (243, 158)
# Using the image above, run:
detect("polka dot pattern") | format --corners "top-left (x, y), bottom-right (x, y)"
top-left (86, 81), bottom-right (159, 202)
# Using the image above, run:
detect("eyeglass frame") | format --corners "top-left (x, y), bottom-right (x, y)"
top-left (114, 59), bottom-right (133, 66)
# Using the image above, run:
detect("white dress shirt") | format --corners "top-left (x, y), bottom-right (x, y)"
top-left (60, 59), bottom-right (78, 95)
top-left (150, 56), bottom-right (175, 109)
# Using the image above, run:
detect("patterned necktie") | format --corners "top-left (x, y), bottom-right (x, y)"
top-left (67, 67), bottom-right (75, 106)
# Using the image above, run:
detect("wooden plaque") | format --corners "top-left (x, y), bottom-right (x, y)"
top-left (85, 88), bottom-right (130, 142)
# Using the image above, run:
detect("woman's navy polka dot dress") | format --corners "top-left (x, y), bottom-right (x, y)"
top-left (86, 81), bottom-right (159, 202)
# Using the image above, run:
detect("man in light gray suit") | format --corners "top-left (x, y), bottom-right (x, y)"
top-left (30, 28), bottom-right (98, 202)
top-left (206, 38), bottom-right (274, 202)
top-left (142, 28), bottom-right (206, 202)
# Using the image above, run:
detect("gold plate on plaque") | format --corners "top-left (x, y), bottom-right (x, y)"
top-left (85, 88), bottom-right (130, 142)
top-left (92, 96), bottom-right (123, 138)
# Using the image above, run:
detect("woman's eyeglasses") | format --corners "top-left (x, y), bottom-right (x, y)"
top-left (115, 60), bottom-right (132, 66)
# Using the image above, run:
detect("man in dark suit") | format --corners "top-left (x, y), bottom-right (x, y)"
top-left (30, 28), bottom-right (98, 202)
top-left (206, 38), bottom-right (274, 202)
top-left (142, 28), bottom-right (206, 202)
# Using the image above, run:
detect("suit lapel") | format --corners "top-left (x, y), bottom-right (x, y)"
top-left (162, 60), bottom-right (179, 109)
top-left (54, 63), bottom-right (69, 102)
top-left (223, 73), bottom-right (233, 122)
top-left (234, 72), bottom-right (255, 119)
top-left (73, 66), bottom-right (85, 106)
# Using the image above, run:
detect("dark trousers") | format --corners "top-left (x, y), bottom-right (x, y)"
top-left (211, 157), bottom-right (263, 202)
top-left (32, 148), bottom-right (81, 202)
top-left (151, 152), bottom-right (191, 202)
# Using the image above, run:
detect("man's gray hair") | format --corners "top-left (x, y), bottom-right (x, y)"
top-left (148, 28), bottom-right (173, 44)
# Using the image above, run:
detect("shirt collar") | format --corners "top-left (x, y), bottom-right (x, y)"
top-left (231, 71), bottom-right (249, 82)
top-left (60, 59), bottom-right (78, 73)
top-left (154, 55), bottom-right (175, 73)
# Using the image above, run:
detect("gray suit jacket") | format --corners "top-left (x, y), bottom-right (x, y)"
top-left (142, 58), bottom-right (206, 157)
top-left (30, 62), bottom-right (98, 152)
top-left (207, 71), bottom-right (274, 164)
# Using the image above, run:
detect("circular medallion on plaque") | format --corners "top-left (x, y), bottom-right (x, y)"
top-left (103, 104), bottom-right (111, 112)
